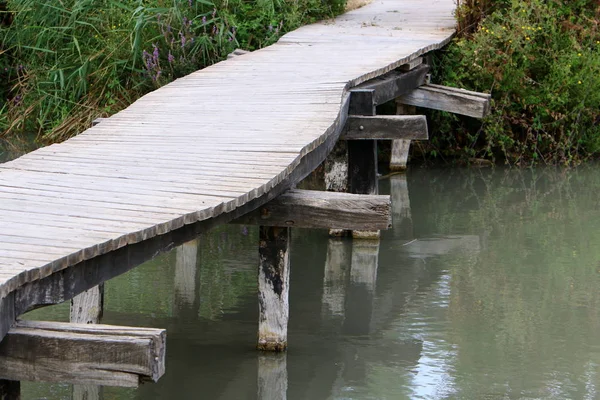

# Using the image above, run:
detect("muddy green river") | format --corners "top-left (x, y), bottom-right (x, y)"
top-left (12, 166), bottom-right (600, 399)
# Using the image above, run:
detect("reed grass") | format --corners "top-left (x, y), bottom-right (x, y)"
top-left (0, 0), bottom-right (345, 142)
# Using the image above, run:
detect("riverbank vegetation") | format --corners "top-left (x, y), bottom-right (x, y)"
top-left (425, 0), bottom-right (600, 166)
top-left (0, 0), bottom-right (344, 142)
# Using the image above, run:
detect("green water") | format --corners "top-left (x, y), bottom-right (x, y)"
top-left (20, 166), bottom-right (600, 399)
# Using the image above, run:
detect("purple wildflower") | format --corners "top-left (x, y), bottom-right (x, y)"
top-left (202, 15), bottom-right (206, 25)
top-left (268, 24), bottom-right (273, 32)
top-left (180, 32), bottom-right (186, 47)
top-left (188, 0), bottom-right (192, 6)
top-left (168, 52), bottom-right (175, 63)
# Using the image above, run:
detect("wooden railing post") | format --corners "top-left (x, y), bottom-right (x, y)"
top-left (257, 226), bottom-right (291, 352)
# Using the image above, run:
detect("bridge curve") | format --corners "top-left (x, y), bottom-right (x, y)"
top-left (0, 0), bottom-right (455, 333)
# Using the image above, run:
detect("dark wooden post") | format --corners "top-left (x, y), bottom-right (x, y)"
top-left (257, 353), bottom-right (288, 400)
top-left (0, 380), bottom-right (19, 400)
top-left (258, 226), bottom-right (291, 352)
top-left (348, 89), bottom-right (379, 239)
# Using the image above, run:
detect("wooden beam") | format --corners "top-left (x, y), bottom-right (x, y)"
top-left (399, 57), bottom-right (423, 72)
top-left (342, 115), bottom-right (428, 140)
top-left (0, 320), bottom-right (165, 387)
top-left (349, 64), bottom-right (429, 110)
top-left (397, 84), bottom-right (491, 119)
top-left (233, 190), bottom-right (391, 231)
top-left (258, 227), bottom-right (290, 352)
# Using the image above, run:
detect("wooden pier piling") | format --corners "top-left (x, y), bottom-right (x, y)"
top-left (258, 226), bottom-right (291, 352)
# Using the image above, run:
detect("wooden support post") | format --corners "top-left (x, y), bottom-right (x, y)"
top-left (71, 285), bottom-right (105, 399)
top-left (258, 226), bottom-right (290, 352)
top-left (0, 380), bottom-right (19, 400)
top-left (324, 136), bottom-right (349, 237)
top-left (343, 240), bottom-right (380, 336)
top-left (0, 321), bottom-right (166, 387)
top-left (348, 88), bottom-right (379, 240)
top-left (70, 285), bottom-right (104, 324)
top-left (257, 353), bottom-right (288, 400)
top-left (233, 189), bottom-right (391, 231)
top-left (390, 103), bottom-right (417, 172)
top-left (174, 239), bottom-right (198, 307)
top-left (321, 239), bottom-right (350, 322)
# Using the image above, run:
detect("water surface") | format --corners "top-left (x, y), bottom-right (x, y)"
top-left (21, 166), bottom-right (600, 399)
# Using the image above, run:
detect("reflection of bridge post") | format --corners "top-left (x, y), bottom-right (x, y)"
top-left (321, 239), bottom-right (351, 324)
top-left (174, 239), bottom-right (199, 308)
top-left (258, 226), bottom-right (290, 351)
top-left (70, 285), bottom-right (105, 400)
top-left (390, 174), bottom-right (414, 239)
top-left (343, 240), bottom-right (380, 336)
top-left (257, 353), bottom-right (288, 400)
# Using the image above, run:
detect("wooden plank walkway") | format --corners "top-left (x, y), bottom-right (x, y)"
top-left (0, 0), bottom-right (455, 333)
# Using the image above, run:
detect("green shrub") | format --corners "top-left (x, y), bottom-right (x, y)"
top-left (430, 0), bottom-right (600, 165)
top-left (0, 0), bottom-right (345, 142)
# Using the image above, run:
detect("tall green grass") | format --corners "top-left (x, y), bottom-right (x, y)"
top-left (0, 0), bottom-right (345, 142)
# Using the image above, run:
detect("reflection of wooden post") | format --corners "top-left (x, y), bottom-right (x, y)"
top-left (322, 239), bottom-right (350, 320)
top-left (390, 174), bottom-right (414, 239)
top-left (257, 353), bottom-right (287, 400)
top-left (71, 285), bottom-right (104, 400)
top-left (324, 141), bottom-right (348, 237)
top-left (258, 227), bottom-right (290, 352)
top-left (343, 241), bottom-right (379, 335)
top-left (0, 380), bottom-right (19, 399)
top-left (174, 239), bottom-right (198, 307)
top-left (390, 104), bottom-right (417, 172)
top-left (73, 385), bottom-right (101, 400)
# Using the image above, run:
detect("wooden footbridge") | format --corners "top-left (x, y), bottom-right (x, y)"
top-left (0, 0), bottom-right (490, 395)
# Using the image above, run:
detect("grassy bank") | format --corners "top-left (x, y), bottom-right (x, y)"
top-left (425, 0), bottom-right (600, 166)
top-left (0, 0), bottom-right (345, 143)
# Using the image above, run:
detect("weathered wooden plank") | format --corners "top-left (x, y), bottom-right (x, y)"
top-left (397, 84), bottom-right (491, 118)
top-left (342, 115), bottom-right (428, 140)
top-left (258, 227), bottom-right (290, 352)
top-left (0, 320), bottom-right (165, 387)
top-left (233, 189), bottom-right (391, 231)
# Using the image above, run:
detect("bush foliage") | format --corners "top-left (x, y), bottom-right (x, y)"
top-left (0, 0), bottom-right (345, 141)
top-left (429, 0), bottom-right (600, 165)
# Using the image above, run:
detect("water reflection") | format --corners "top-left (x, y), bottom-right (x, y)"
top-left (20, 166), bottom-right (600, 399)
